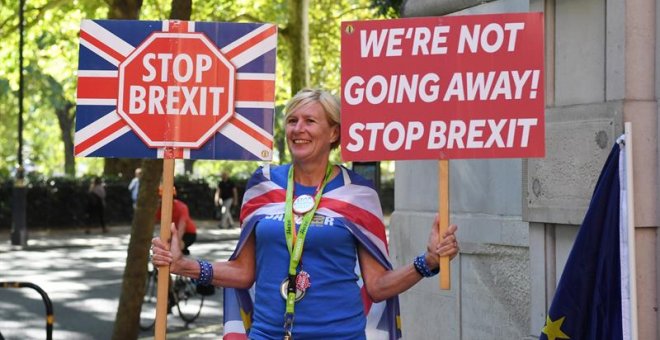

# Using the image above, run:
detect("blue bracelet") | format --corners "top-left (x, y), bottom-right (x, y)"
top-left (194, 259), bottom-right (214, 285)
top-left (413, 253), bottom-right (439, 278)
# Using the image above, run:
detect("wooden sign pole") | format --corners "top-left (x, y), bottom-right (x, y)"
top-left (438, 160), bottom-right (450, 290)
top-left (155, 158), bottom-right (174, 340)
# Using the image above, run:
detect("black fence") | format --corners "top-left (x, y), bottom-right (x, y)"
top-left (0, 176), bottom-right (237, 230)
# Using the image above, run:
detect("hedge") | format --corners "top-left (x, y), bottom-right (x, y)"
top-left (0, 174), bottom-right (393, 230)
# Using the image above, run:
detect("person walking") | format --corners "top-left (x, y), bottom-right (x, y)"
top-left (128, 167), bottom-right (142, 210)
top-left (86, 176), bottom-right (107, 234)
top-left (214, 171), bottom-right (238, 228)
top-left (156, 187), bottom-right (197, 255)
top-left (151, 88), bottom-right (459, 339)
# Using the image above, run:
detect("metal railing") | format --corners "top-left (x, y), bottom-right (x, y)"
top-left (0, 281), bottom-right (53, 340)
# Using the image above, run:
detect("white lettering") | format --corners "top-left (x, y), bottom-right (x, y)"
top-left (360, 29), bottom-right (388, 57)
top-left (142, 54), bottom-right (157, 82)
top-left (157, 53), bottom-right (173, 81)
top-left (346, 123), bottom-right (365, 152)
top-left (366, 76), bottom-right (388, 104)
top-left (405, 121), bottom-right (424, 149)
top-left (173, 54), bottom-right (193, 82)
top-left (129, 86), bottom-right (146, 113)
top-left (466, 119), bottom-right (485, 148)
top-left (457, 22), bottom-right (526, 54)
top-left (385, 28), bottom-right (404, 57)
top-left (195, 54), bottom-right (212, 82)
top-left (126, 85), bottom-right (224, 115)
top-left (139, 53), bottom-right (214, 83)
top-left (428, 121), bottom-right (447, 149)
top-left (442, 70), bottom-right (539, 102)
top-left (365, 122), bottom-right (385, 150)
top-left (411, 27), bottom-right (430, 56)
top-left (484, 119), bottom-right (506, 148)
top-left (345, 119), bottom-right (538, 154)
top-left (431, 26), bottom-right (450, 54)
top-left (344, 76), bottom-right (365, 106)
top-left (343, 73), bottom-right (440, 105)
top-left (383, 122), bottom-right (405, 150)
top-left (447, 121), bottom-right (466, 148)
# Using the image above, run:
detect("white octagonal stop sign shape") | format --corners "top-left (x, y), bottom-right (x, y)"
top-left (117, 32), bottom-right (235, 148)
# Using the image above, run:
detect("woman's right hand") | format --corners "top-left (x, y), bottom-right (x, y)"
top-left (151, 223), bottom-right (184, 274)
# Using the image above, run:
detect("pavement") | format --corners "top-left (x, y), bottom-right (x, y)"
top-left (0, 220), bottom-right (241, 340)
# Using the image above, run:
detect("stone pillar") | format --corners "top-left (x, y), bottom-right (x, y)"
top-left (624, 0), bottom-right (658, 338)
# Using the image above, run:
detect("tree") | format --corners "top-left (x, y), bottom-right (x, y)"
top-left (110, 1), bottom-right (191, 338)
top-left (111, 159), bottom-right (162, 340)
top-left (286, 0), bottom-right (309, 95)
top-left (103, 0), bottom-right (144, 178)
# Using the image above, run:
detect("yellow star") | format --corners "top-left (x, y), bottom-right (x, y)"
top-left (541, 316), bottom-right (570, 340)
top-left (240, 308), bottom-right (252, 330)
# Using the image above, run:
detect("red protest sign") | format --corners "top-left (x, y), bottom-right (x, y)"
top-left (117, 32), bottom-right (235, 149)
top-left (341, 13), bottom-right (544, 161)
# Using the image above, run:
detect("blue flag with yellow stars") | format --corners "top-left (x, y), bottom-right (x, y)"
top-left (540, 142), bottom-right (624, 340)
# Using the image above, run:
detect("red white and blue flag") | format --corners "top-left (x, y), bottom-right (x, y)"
top-left (223, 164), bottom-right (402, 339)
top-left (75, 20), bottom-right (277, 160)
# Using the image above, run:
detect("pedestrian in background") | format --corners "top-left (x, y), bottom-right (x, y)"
top-left (87, 176), bottom-right (107, 234)
top-left (214, 171), bottom-right (238, 228)
top-left (156, 186), bottom-right (197, 256)
top-left (128, 167), bottom-right (142, 210)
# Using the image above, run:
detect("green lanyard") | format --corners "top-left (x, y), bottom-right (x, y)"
top-left (283, 163), bottom-right (333, 315)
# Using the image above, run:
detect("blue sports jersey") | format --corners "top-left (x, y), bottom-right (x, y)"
top-left (249, 179), bottom-right (366, 340)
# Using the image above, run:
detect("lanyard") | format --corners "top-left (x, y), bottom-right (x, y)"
top-left (282, 162), bottom-right (333, 333)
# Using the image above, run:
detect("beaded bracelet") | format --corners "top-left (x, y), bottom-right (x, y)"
top-left (413, 253), bottom-right (440, 278)
top-left (194, 259), bottom-right (214, 285)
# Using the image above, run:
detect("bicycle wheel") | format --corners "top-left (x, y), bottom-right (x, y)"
top-left (139, 268), bottom-right (158, 330)
top-left (174, 275), bottom-right (204, 323)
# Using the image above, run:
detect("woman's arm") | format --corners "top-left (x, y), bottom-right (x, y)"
top-left (358, 217), bottom-right (458, 302)
top-left (151, 225), bottom-right (256, 289)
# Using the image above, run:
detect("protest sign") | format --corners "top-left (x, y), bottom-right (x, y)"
top-left (75, 20), bottom-right (277, 160)
top-left (341, 13), bottom-right (544, 161)
top-left (342, 13), bottom-right (544, 290)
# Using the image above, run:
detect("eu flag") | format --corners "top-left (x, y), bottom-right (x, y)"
top-left (540, 142), bottom-right (625, 340)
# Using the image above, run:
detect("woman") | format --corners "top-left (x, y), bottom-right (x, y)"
top-left (87, 176), bottom-right (107, 234)
top-left (151, 88), bottom-right (459, 339)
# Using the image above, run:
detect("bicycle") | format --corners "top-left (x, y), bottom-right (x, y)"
top-left (139, 262), bottom-right (205, 330)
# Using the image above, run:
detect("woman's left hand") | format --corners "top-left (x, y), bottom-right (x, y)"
top-left (425, 214), bottom-right (459, 269)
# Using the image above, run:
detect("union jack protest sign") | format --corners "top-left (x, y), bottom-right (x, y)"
top-left (75, 20), bottom-right (277, 160)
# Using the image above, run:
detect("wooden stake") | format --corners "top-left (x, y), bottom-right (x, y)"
top-left (155, 158), bottom-right (174, 340)
top-left (438, 160), bottom-right (450, 290)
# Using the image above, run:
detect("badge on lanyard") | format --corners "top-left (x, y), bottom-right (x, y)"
top-left (280, 276), bottom-right (307, 302)
top-left (292, 194), bottom-right (315, 215)
top-left (282, 163), bottom-right (333, 335)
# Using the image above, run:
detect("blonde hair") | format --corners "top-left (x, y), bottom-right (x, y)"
top-left (284, 88), bottom-right (341, 149)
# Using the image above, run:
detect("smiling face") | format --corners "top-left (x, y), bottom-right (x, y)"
top-left (285, 101), bottom-right (339, 166)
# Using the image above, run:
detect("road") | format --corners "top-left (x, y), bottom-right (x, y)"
top-left (0, 222), bottom-right (240, 340)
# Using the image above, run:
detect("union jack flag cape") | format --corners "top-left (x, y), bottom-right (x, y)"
top-left (223, 163), bottom-right (402, 340)
top-left (75, 20), bottom-right (276, 160)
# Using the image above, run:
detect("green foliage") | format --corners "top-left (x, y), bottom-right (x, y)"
top-left (0, 0), bottom-right (390, 178)
top-left (0, 0), bottom-right (107, 176)
top-left (370, 0), bottom-right (402, 18)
